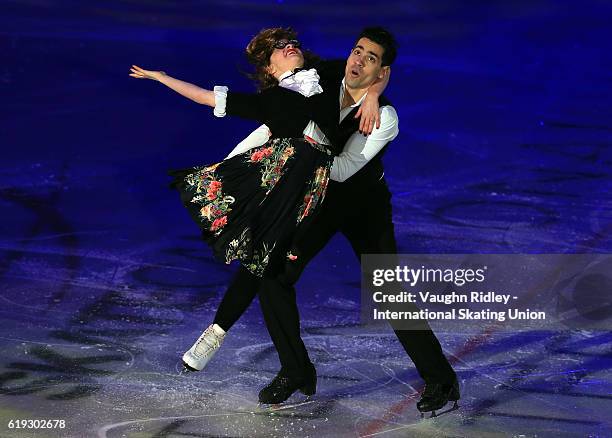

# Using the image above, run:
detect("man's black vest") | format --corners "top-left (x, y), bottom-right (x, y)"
top-left (333, 94), bottom-right (393, 187)
top-left (309, 59), bottom-right (394, 187)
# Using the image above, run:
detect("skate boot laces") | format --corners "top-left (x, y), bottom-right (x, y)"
top-left (193, 325), bottom-right (225, 358)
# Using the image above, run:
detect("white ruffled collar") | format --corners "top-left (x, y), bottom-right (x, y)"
top-left (278, 68), bottom-right (323, 97)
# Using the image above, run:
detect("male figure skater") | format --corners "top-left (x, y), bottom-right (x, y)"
top-left (185, 27), bottom-right (459, 415)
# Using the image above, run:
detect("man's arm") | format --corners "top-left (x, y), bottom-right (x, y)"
top-left (225, 125), bottom-right (271, 159)
top-left (330, 105), bottom-right (399, 182)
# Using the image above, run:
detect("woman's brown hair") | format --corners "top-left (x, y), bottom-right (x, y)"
top-left (245, 27), bottom-right (319, 91)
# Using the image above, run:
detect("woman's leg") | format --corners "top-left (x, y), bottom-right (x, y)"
top-left (213, 266), bottom-right (261, 332)
top-left (182, 266), bottom-right (260, 371)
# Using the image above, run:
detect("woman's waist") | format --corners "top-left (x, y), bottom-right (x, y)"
top-left (269, 135), bottom-right (333, 156)
top-left (302, 121), bottom-right (330, 148)
top-left (302, 135), bottom-right (333, 155)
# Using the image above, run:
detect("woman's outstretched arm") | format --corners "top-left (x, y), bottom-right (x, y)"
top-left (130, 65), bottom-right (215, 106)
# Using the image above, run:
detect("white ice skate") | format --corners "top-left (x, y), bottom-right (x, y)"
top-left (181, 324), bottom-right (226, 371)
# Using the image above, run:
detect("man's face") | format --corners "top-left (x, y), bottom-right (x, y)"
top-left (344, 37), bottom-right (386, 90)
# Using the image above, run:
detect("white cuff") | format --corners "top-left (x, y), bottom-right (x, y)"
top-left (213, 85), bottom-right (228, 117)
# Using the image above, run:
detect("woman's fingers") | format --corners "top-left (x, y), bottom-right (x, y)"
top-left (131, 65), bottom-right (152, 77)
top-left (129, 69), bottom-right (145, 78)
top-left (364, 118), bottom-right (373, 136)
top-left (355, 97), bottom-right (381, 135)
top-left (129, 65), bottom-right (156, 80)
top-left (356, 107), bottom-right (366, 134)
top-left (360, 115), bottom-right (373, 135)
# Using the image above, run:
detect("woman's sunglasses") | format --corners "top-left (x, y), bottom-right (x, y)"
top-left (273, 39), bottom-right (301, 50)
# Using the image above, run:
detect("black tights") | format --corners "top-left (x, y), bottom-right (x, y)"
top-left (212, 267), bottom-right (259, 332)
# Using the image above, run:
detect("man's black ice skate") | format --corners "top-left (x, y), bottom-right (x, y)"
top-left (417, 379), bottom-right (460, 418)
top-left (258, 365), bottom-right (316, 405)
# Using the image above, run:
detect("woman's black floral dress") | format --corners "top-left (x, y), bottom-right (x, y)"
top-left (169, 137), bottom-right (333, 277)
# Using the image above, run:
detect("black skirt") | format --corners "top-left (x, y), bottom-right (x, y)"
top-left (169, 137), bottom-right (333, 277)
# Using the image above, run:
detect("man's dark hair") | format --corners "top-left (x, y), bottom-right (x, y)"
top-left (356, 27), bottom-right (397, 66)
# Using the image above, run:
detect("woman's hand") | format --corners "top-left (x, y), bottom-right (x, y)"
top-left (354, 66), bottom-right (390, 135)
top-left (129, 65), bottom-right (215, 106)
top-left (129, 65), bottom-right (166, 81)
top-left (355, 95), bottom-right (380, 135)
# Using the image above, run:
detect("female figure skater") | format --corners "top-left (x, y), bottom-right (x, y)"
top-left (130, 27), bottom-right (386, 372)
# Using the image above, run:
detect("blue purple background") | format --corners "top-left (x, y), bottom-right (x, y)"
top-left (1, 1), bottom-right (611, 437)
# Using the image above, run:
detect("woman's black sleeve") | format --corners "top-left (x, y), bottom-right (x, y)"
top-left (225, 87), bottom-right (310, 126)
top-left (225, 92), bottom-right (266, 121)
top-left (315, 59), bottom-right (346, 82)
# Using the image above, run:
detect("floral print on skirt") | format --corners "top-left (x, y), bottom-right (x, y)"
top-left (169, 137), bottom-right (333, 277)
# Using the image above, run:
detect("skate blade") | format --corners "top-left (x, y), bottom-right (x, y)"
top-left (177, 367), bottom-right (192, 376)
top-left (420, 401), bottom-right (460, 419)
top-left (256, 399), bottom-right (315, 413)
top-left (175, 360), bottom-right (199, 375)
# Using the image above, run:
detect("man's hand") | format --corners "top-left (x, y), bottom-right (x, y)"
top-left (129, 65), bottom-right (166, 81)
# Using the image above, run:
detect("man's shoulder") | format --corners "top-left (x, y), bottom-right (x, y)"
top-left (378, 103), bottom-right (398, 124)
